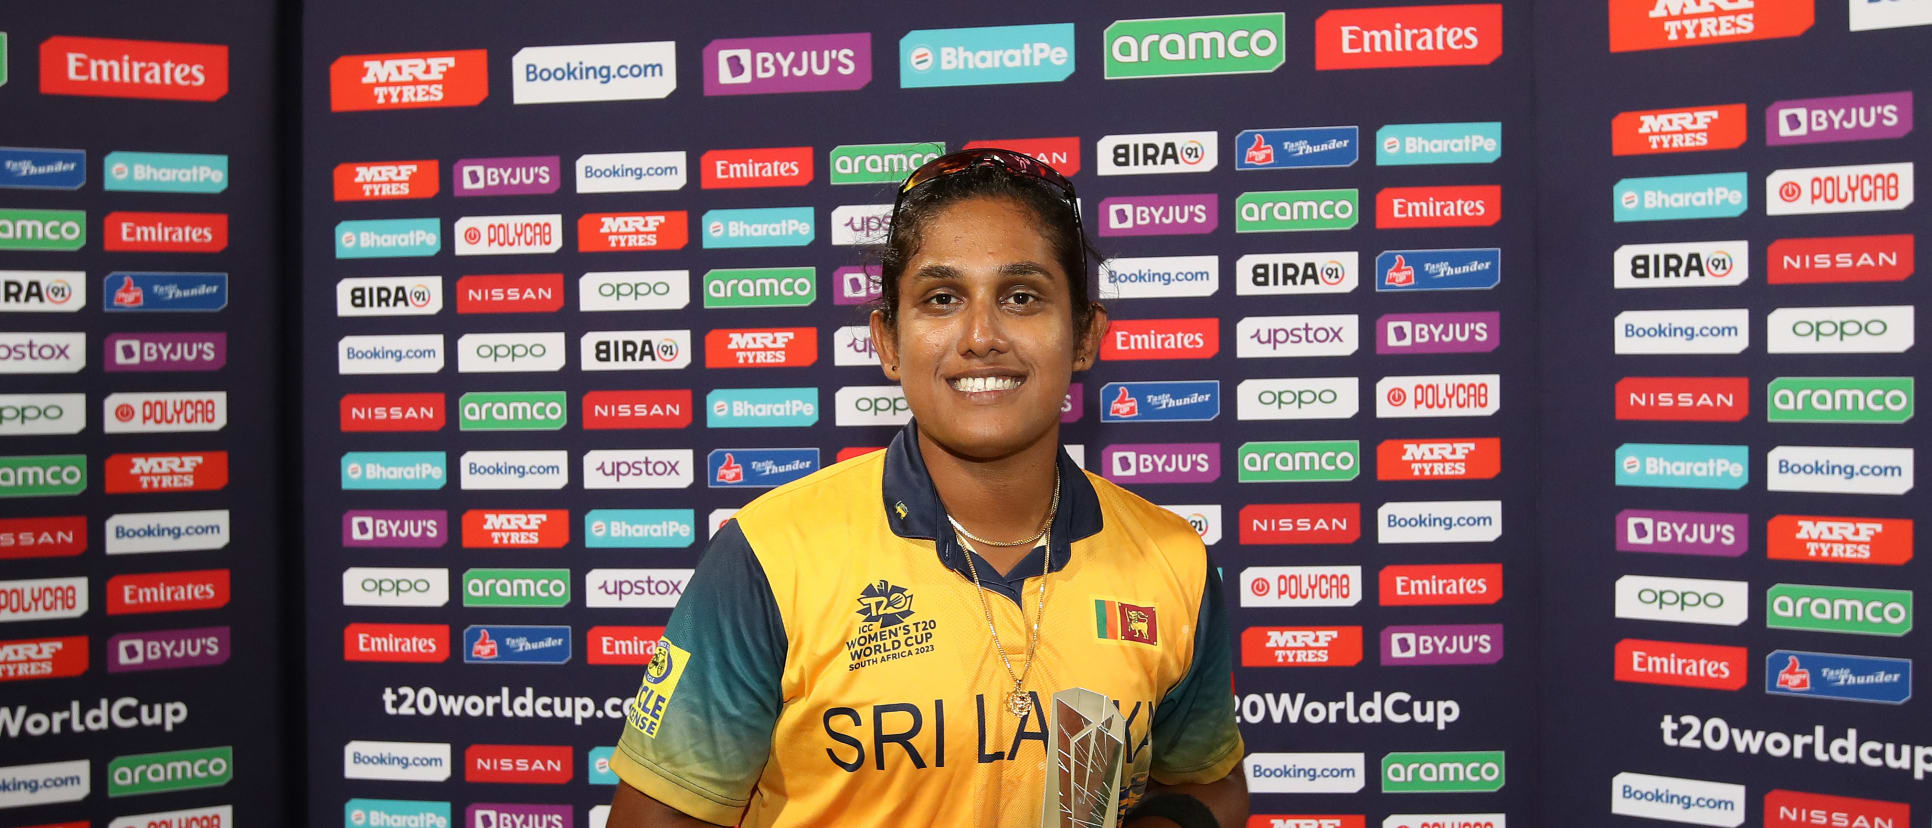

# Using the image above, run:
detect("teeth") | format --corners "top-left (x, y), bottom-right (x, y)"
top-left (953, 376), bottom-right (1020, 393)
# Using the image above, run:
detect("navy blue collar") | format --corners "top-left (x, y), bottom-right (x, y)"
top-left (881, 421), bottom-right (1103, 605)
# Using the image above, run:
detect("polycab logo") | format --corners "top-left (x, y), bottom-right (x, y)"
top-left (340, 393), bottom-right (444, 432)
top-left (1099, 443), bottom-right (1220, 484)
top-left (585, 449), bottom-right (695, 490)
top-left (1235, 251), bottom-right (1357, 296)
top-left (588, 625), bottom-right (665, 665)
top-left (454, 213), bottom-right (562, 256)
top-left (1615, 377), bottom-right (1749, 421)
top-left (706, 327), bottom-right (817, 368)
top-left (963, 137), bottom-right (1082, 176)
top-left (1767, 91), bottom-right (1912, 145)
top-left (39, 36), bottom-right (228, 101)
top-left (1379, 624), bottom-right (1503, 666)
top-left (1377, 312), bottom-right (1500, 355)
top-left (1377, 501), bottom-right (1502, 544)
top-left (465, 744), bottom-right (572, 784)
top-left (1768, 582), bottom-right (1913, 636)
top-left (459, 273), bottom-right (563, 314)
top-left (1614, 574), bottom-right (1749, 626)
top-left (343, 509), bottom-right (447, 549)
top-left (1608, 0), bottom-right (1815, 52)
top-left (1767, 305), bottom-right (1914, 354)
top-left (463, 510), bottom-right (569, 550)
top-left (514, 41), bottom-right (676, 104)
top-left (1102, 317), bottom-right (1218, 360)
top-left (1375, 248), bottom-right (1501, 292)
top-left (707, 33), bottom-right (870, 95)
top-left (1099, 256), bottom-right (1220, 299)
top-left (0, 576), bottom-right (87, 622)
top-left (1617, 509), bottom-right (1749, 557)
top-left (1241, 626), bottom-right (1364, 667)
top-left (1768, 234), bottom-right (1913, 284)
top-left (344, 623), bottom-right (448, 663)
top-left (1377, 186), bottom-right (1498, 228)
top-left (1377, 439), bottom-right (1501, 481)
top-left (1103, 13), bottom-right (1286, 79)
top-left (103, 391), bottom-right (226, 434)
top-left (1768, 514), bottom-right (1912, 564)
top-left (582, 330), bottom-right (692, 371)
top-left (1236, 377), bottom-right (1358, 421)
top-left (577, 150), bottom-right (687, 194)
top-left (105, 569), bottom-right (230, 615)
top-left (330, 49), bottom-right (488, 111)
top-left (1612, 772), bottom-right (1745, 826)
top-left (1382, 816), bottom-right (1501, 828)
top-left (1614, 638), bottom-right (1748, 690)
top-left (1098, 193), bottom-right (1218, 237)
top-left (0, 393), bottom-right (84, 436)
top-left (1379, 564), bottom-right (1502, 607)
top-left (337, 275), bottom-right (442, 316)
top-left (583, 390), bottom-right (692, 430)
top-left (1235, 126), bottom-right (1359, 170)
top-left (1612, 308), bottom-right (1749, 355)
top-left (900, 24), bottom-right (1074, 88)
top-left (105, 509), bottom-right (229, 556)
top-left (1767, 162), bottom-right (1913, 215)
top-left (106, 451), bottom-right (227, 493)
top-left (109, 806), bottom-right (232, 828)
top-left (0, 635), bottom-right (87, 681)
top-left (0, 270), bottom-right (84, 312)
top-left (581, 210), bottom-right (689, 252)
top-left (700, 146), bottom-right (814, 189)
top-left (343, 567), bottom-right (449, 608)
top-left (1764, 790), bottom-right (1910, 828)
top-left (1098, 131), bottom-right (1217, 176)
top-left (103, 211), bottom-right (226, 253)
top-left (1612, 103), bottom-right (1748, 155)
top-left (1314, 4), bottom-right (1503, 69)
top-left (1239, 566), bottom-right (1363, 608)
top-left (0, 515), bottom-right (86, 559)
top-left (455, 156), bottom-right (560, 197)
top-left (1100, 381), bottom-right (1220, 423)
top-left (1613, 172), bottom-right (1748, 222)
top-left (1236, 315), bottom-right (1357, 359)
top-left (333, 160), bottom-right (438, 201)
top-left (1376, 374), bottom-right (1500, 418)
top-left (1615, 241), bottom-right (1747, 288)
top-left (1239, 503), bottom-right (1360, 545)
top-left (1764, 651), bottom-right (1911, 704)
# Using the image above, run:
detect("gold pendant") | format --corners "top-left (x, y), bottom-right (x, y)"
top-left (1007, 689), bottom-right (1032, 718)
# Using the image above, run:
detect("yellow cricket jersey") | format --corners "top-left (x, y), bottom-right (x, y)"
top-left (611, 422), bottom-right (1243, 826)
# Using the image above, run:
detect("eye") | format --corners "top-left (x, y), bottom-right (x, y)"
top-left (922, 291), bottom-right (959, 307)
top-left (1006, 289), bottom-right (1041, 306)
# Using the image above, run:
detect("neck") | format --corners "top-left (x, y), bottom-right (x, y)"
top-left (918, 426), bottom-right (1060, 552)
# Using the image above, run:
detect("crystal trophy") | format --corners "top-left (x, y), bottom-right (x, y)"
top-left (1040, 687), bottom-right (1126, 828)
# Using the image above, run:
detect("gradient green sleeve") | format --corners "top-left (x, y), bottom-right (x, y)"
top-left (611, 521), bottom-right (786, 825)
top-left (1147, 565), bottom-right (1245, 784)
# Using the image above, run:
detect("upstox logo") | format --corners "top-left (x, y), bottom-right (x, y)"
top-left (1615, 443), bottom-right (1748, 490)
top-left (0, 209), bottom-right (85, 251)
top-left (1238, 441), bottom-right (1359, 482)
top-left (1236, 190), bottom-right (1358, 232)
top-left (458, 392), bottom-right (566, 431)
top-left (1104, 13), bottom-right (1285, 79)
top-left (1613, 172), bottom-right (1748, 222)
top-left (901, 23), bottom-right (1074, 88)
top-left (830, 142), bottom-right (944, 185)
top-left (108, 745), bottom-right (231, 796)
top-left (703, 267), bottom-right (816, 308)
top-left (1767, 583), bottom-right (1912, 636)
top-left (1768, 377), bottom-right (1913, 424)
top-left (1381, 750), bottom-right (1504, 793)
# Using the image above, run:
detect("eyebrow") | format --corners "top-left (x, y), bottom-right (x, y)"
top-left (906, 261), bottom-right (1055, 283)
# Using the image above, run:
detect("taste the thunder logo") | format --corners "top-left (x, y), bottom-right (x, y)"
top-left (847, 580), bottom-right (934, 671)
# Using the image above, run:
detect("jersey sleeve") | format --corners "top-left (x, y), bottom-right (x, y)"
top-left (1147, 564), bottom-right (1245, 785)
top-left (610, 520), bottom-right (787, 825)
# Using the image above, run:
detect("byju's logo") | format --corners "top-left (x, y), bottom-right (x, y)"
top-left (1375, 248), bottom-right (1499, 292)
top-left (454, 156), bottom-right (559, 197)
top-left (1767, 162), bottom-right (1913, 215)
top-left (1613, 172), bottom-right (1748, 222)
top-left (1098, 130), bottom-right (1217, 175)
top-left (335, 218), bottom-right (440, 258)
top-left (0, 146), bottom-right (85, 189)
top-left (1235, 126), bottom-right (1357, 170)
top-left (103, 151), bottom-right (227, 193)
top-left (1764, 650), bottom-right (1910, 704)
top-left (512, 41), bottom-right (675, 104)
top-left (1615, 574), bottom-right (1749, 626)
top-left (586, 509), bottom-right (695, 549)
top-left (1377, 121), bottom-right (1501, 166)
top-left (1100, 443), bottom-right (1220, 484)
top-left (1235, 251), bottom-right (1357, 296)
top-left (707, 448), bottom-right (818, 488)
top-left (1765, 445), bottom-right (1914, 496)
top-left (901, 24), bottom-right (1073, 88)
top-left (1616, 443), bottom-right (1748, 489)
top-left (707, 33), bottom-right (871, 95)
top-left (1103, 13), bottom-right (1285, 79)
top-left (1377, 312), bottom-right (1499, 355)
top-left (343, 509), bottom-right (447, 549)
top-left (1100, 381), bottom-right (1219, 423)
top-left (701, 206), bottom-right (814, 248)
top-left (1616, 509), bottom-right (1748, 557)
top-left (1767, 91), bottom-right (1912, 146)
top-left (1379, 624), bottom-right (1503, 666)
top-left (1098, 194), bottom-right (1218, 236)
top-left (108, 627), bottom-right (230, 673)
top-left (1614, 241), bottom-right (1747, 288)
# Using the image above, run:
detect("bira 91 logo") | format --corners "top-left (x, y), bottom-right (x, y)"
top-left (330, 49), bottom-right (488, 111)
top-left (1767, 162), bottom-right (1913, 215)
top-left (1609, 0), bottom-right (1815, 52)
top-left (105, 569), bottom-right (229, 615)
top-left (336, 275), bottom-right (442, 316)
top-left (583, 390), bottom-right (692, 429)
top-left (103, 212), bottom-right (226, 253)
top-left (1098, 194), bottom-right (1218, 237)
top-left (1614, 240), bottom-right (1748, 288)
top-left (1379, 563), bottom-right (1502, 606)
top-left (1767, 515), bottom-right (1912, 565)
top-left (1764, 650), bottom-right (1911, 704)
top-left (343, 623), bottom-right (448, 663)
top-left (1241, 626), bottom-right (1364, 667)
top-left (332, 160), bottom-right (438, 201)
top-left (1101, 318), bottom-right (1218, 360)
top-left (1614, 638), bottom-right (1748, 691)
top-left (0, 515), bottom-right (86, 559)
top-left (465, 744), bottom-right (572, 784)
top-left (105, 451), bottom-right (228, 493)
top-left (1767, 90), bottom-right (1913, 146)
top-left (340, 393), bottom-right (444, 432)
top-left (0, 270), bottom-right (84, 312)
top-left (1240, 566), bottom-right (1363, 608)
top-left (706, 327), bottom-right (817, 368)
top-left (1615, 377), bottom-right (1749, 421)
top-left (1239, 503), bottom-right (1360, 545)
top-left (1314, 4), bottom-right (1503, 70)
top-left (1767, 234), bottom-right (1913, 284)
top-left (1376, 439), bottom-right (1501, 481)
top-left (1617, 508), bottom-right (1749, 557)
top-left (1098, 131), bottom-right (1217, 176)
top-left (1613, 103), bottom-right (1748, 155)
top-left (459, 273), bottom-right (564, 314)
top-left (706, 33), bottom-right (870, 95)
top-left (0, 635), bottom-right (87, 681)
top-left (581, 330), bottom-right (692, 371)
top-left (39, 36), bottom-right (229, 101)
top-left (964, 137), bottom-right (1082, 175)
top-left (1236, 252), bottom-right (1358, 296)
top-left (1763, 790), bottom-right (1910, 828)
top-left (580, 211), bottom-right (689, 252)
top-left (700, 146), bottom-right (814, 188)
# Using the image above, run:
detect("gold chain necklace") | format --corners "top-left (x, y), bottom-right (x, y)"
top-left (952, 473), bottom-right (1060, 547)
top-left (948, 473), bottom-right (1060, 718)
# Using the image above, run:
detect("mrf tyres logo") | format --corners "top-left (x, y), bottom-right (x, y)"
top-left (1613, 103), bottom-right (1748, 155)
top-left (1104, 13), bottom-right (1285, 79)
top-left (330, 49), bottom-right (487, 111)
top-left (1609, 0), bottom-right (1815, 52)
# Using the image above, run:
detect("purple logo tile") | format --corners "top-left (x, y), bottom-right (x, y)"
top-left (1380, 623), bottom-right (1503, 666)
top-left (1375, 311), bottom-right (1500, 355)
top-left (1615, 508), bottom-right (1747, 557)
top-left (453, 156), bottom-right (562, 197)
top-left (833, 264), bottom-right (881, 306)
top-left (1062, 382), bottom-right (1084, 423)
top-left (1100, 443), bottom-right (1219, 484)
top-left (1097, 194), bottom-right (1218, 237)
top-left (1767, 91), bottom-right (1912, 146)
top-left (343, 509), bottom-right (448, 548)
top-left (703, 33), bottom-right (873, 96)
top-left (105, 332), bottom-right (227, 372)
top-left (468, 804), bottom-right (571, 828)
top-left (109, 627), bottom-right (230, 673)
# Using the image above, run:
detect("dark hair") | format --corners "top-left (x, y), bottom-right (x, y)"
top-left (873, 164), bottom-right (1102, 334)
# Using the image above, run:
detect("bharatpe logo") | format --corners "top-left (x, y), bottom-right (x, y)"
top-left (707, 387), bottom-right (818, 428)
top-left (707, 32), bottom-right (871, 95)
top-left (1235, 189), bottom-right (1358, 232)
top-left (830, 142), bottom-right (944, 185)
top-left (0, 208), bottom-right (85, 251)
top-left (1380, 751), bottom-right (1504, 793)
top-left (1242, 753), bottom-right (1366, 794)
top-left (1236, 377), bottom-right (1359, 421)
top-left (1103, 13), bottom-right (1286, 79)
top-left (1098, 130), bottom-right (1218, 175)
top-left (1238, 441), bottom-right (1359, 483)
top-left (1616, 443), bottom-right (1748, 489)
top-left (1767, 162), bottom-right (1913, 215)
top-left (463, 568), bottom-right (570, 608)
top-left (1768, 377), bottom-right (1913, 424)
top-left (1613, 308), bottom-right (1749, 355)
top-left (1611, 772), bottom-right (1745, 826)
top-left (1377, 312), bottom-right (1499, 355)
top-left (1235, 126), bottom-right (1358, 170)
top-left (1615, 241), bottom-right (1747, 288)
top-left (103, 151), bottom-right (227, 193)
top-left (1099, 193), bottom-right (1217, 237)
top-left (0, 146), bottom-right (85, 189)
top-left (1767, 91), bottom-right (1911, 146)
top-left (464, 625), bottom-right (570, 665)
top-left (108, 745), bottom-right (232, 796)
top-left (708, 448), bottom-right (819, 488)
top-left (1615, 574), bottom-right (1749, 626)
top-left (586, 509), bottom-right (695, 549)
top-left (1767, 305), bottom-right (1914, 353)
top-left (701, 206), bottom-right (813, 248)
top-left (1613, 172), bottom-right (1748, 222)
top-left (1099, 255), bottom-right (1219, 299)
top-left (1616, 509), bottom-right (1748, 557)
top-left (1766, 445), bottom-right (1914, 495)
top-left (1235, 251), bottom-right (1357, 296)
top-left (704, 267), bottom-right (816, 308)
top-left (1380, 623), bottom-right (1503, 666)
top-left (0, 454), bottom-right (87, 497)
top-left (512, 41), bottom-right (675, 104)
top-left (1100, 381), bottom-right (1220, 423)
top-left (1765, 649), bottom-right (1910, 704)
top-left (1377, 122), bottom-right (1502, 165)
top-left (346, 800), bottom-right (450, 828)
top-left (341, 451), bottom-right (446, 491)
top-left (1767, 583), bottom-right (1912, 636)
top-left (1100, 443), bottom-right (1220, 484)
top-left (900, 23), bottom-right (1074, 88)
top-left (335, 217), bottom-right (440, 258)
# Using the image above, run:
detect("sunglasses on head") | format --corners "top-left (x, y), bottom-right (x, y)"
top-left (889, 147), bottom-right (1087, 275)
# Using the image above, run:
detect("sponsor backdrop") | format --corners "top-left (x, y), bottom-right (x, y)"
top-left (0, 5), bottom-right (291, 828)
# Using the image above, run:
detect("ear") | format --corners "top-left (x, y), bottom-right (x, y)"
top-left (1072, 303), bottom-right (1109, 371)
top-left (869, 309), bottom-right (901, 381)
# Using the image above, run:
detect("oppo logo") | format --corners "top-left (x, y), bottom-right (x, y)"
top-left (1614, 575), bottom-right (1748, 626)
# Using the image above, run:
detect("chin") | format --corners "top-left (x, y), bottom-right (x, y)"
top-left (924, 417), bottom-right (1056, 462)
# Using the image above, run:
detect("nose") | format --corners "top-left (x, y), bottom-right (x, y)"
top-left (958, 296), bottom-right (1008, 356)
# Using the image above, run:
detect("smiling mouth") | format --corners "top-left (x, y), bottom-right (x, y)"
top-left (950, 376), bottom-right (1023, 393)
